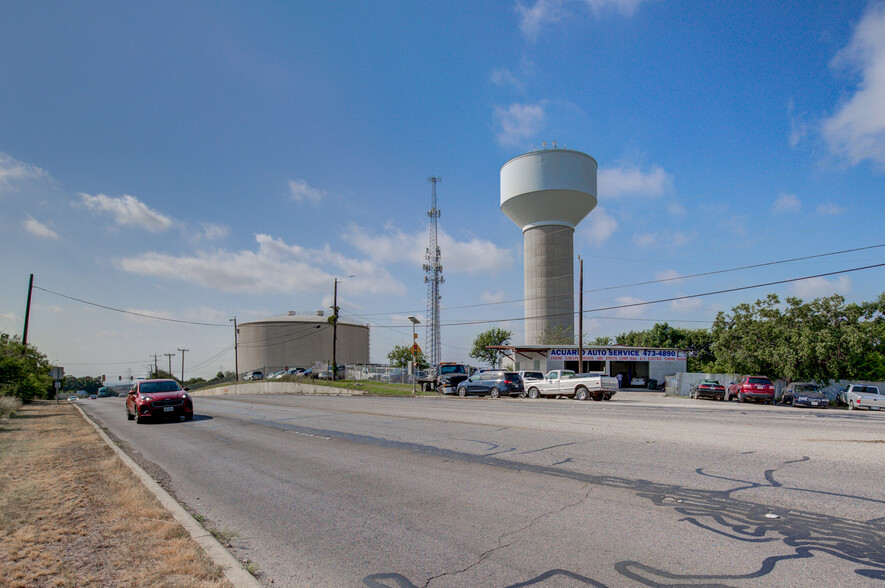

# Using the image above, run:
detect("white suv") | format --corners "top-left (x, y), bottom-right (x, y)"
top-left (244, 370), bottom-right (263, 381)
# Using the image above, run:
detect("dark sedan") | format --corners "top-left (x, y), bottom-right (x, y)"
top-left (456, 370), bottom-right (524, 398)
top-left (126, 379), bottom-right (194, 423)
top-left (689, 379), bottom-right (726, 400)
top-left (781, 382), bottom-right (828, 408)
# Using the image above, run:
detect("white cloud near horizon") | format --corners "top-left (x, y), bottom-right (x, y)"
top-left (655, 269), bottom-right (683, 283)
top-left (494, 103), bottom-right (545, 146)
top-left (633, 230), bottom-right (693, 248)
top-left (598, 164), bottom-right (673, 199)
top-left (118, 233), bottom-right (407, 296)
top-left (288, 179), bottom-right (326, 204)
top-left (24, 216), bottom-right (60, 240)
top-left (773, 193), bottom-right (801, 213)
top-left (669, 297), bottom-right (703, 313)
top-left (791, 276), bottom-right (852, 299)
top-left (79, 193), bottom-right (175, 232)
top-left (816, 202), bottom-right (845, 215)
top-left (344, 223), bottom-right (516, 274)
top-left (822, 2), bottom-right (885, 167)
top-left (613, 296), bottom-right (647, 318)
top-left (517, 0), bottom-right (648, 39)
top-left (578, 207), bottom-right (618, 246)
top-left (0, 152), bottom-right (48, 192)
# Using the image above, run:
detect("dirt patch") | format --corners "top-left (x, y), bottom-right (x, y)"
top-left (0, 400), bottom-right (233, 587)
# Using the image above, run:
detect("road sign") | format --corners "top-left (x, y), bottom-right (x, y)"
top-left (411, 343), bottom-right (422, 355)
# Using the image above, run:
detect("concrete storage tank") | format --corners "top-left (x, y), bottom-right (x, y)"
top-left (237, 311), bottom-right (369, 376)
top-left (501, 149), bottom-right (598, 344)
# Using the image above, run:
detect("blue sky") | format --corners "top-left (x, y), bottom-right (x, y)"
top-left (2, 1), bottom-right (884, 379)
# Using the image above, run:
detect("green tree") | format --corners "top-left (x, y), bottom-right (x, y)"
top-left (589, 335), bottom-right (613, 345)
top-left (387, 345), bottom-right (429, 369)
top-left (0, 333), bottom-right (53, 403)
top-left (710, 293), bottom-right (884, 383)
top-left (469, 328), bottom-right (513, 367)
top-left (615, 322), bottom-right (715, 372)
top-left (536, 324), bottom-right (573, 345)
top-left (62, 375), bottom-right (104, 395)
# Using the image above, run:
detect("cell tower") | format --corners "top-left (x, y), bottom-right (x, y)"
top-left (423, 176), bottom-right (443, 368)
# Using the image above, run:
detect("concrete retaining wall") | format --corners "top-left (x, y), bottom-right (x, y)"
top-left (190, 381), bottom-right (366, 397)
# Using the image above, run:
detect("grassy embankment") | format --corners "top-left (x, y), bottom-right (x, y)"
top-left (0, 400), bottom-right (233, 587)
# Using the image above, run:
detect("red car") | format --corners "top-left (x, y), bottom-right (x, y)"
top-left (126, 379), bottom-right (193, 423)
top-left (727, 375), bottom-right (775, 404)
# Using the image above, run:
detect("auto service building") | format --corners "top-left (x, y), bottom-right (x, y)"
top-left (498, 344), bottom-right (687, 387)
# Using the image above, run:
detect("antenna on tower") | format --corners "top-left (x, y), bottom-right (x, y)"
top-left (423, 176), bottom-right (443, 369)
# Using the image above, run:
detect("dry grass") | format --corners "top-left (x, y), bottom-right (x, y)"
top-left (0, 401), bottom-right (233, 587)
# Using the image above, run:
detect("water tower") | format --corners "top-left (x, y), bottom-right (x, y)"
top-left (500, 148), bottom-right (598, 344)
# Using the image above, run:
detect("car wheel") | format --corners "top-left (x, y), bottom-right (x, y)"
top-left (126, 406), bottom-right (134, 421)
top-left (490, 387), bottom-right (500, 399)
top-left (602, 394), bottom-right (612, 401)
top-left (458, 387), bottom-right (467, 397)
top-left (528, 387), bottom-right (539, 399)
top-left (575, 387), bottom-right (588, 401)
top-left (738, 393), bottom-right (745, 403)
top-left (135, 409), bottom-right (144, 424)
top-left (848, 400), bottom-right (855, 410)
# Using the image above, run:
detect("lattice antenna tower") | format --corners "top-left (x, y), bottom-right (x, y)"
top-left (423, 176), bottom-right (443, 368)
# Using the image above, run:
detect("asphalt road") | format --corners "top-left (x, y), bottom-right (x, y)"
top-left (79, 392), bottom-right (885, 587)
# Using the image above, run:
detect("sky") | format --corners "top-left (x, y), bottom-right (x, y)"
top-left (1, 1), bottom-right (884, 380)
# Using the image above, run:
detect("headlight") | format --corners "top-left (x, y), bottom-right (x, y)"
top-left (798, 396), bottom-right (807, 401)
top-left (141, 395), bottom-right (154, 403)
top-left (181, 393), bottom-right (189, 399)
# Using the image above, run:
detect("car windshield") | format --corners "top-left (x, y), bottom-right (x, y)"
top-left (440, 365), bottom-right (466, 374)
top-left (795, 384), bottom-right (820, 392)
top-left (140, 381), bottom-right (182, 394)
top-left (560, 370), bottom-right (577, 379)
top-left (523, 372), bottom-right (543, 379)
top-left (748, 377), bottom-right (771, 385)
top-left (504, 373), bottom-right (520, 382)
top-left (700, 380), bottom-right (720, 385)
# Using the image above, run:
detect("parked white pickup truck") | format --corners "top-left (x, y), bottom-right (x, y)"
top-left (842, 384), bottom-right (883, 411)
top-left (525, 370), bottom-right (619, 401)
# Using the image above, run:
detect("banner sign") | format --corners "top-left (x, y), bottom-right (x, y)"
top-left (549, 348), bottom-right (684, 362)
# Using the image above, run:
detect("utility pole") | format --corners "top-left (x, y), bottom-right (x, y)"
top-left (332, 278), bottom-right (339, 381)
top-left (230, 317), bottom-right (238, 380)
top-left (151, 354), bottom-right (159, 378)
top-left (178, 348), bottom-right (189, 382)
top-left (22, 274), bottom-right (33, 345)
top-left (164, 353), bottom-right (175, 377)
top-left (578, 255), bottom-right (584, 374)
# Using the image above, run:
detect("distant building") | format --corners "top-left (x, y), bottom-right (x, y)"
top-left (237, 311), bottom-right (369, 377)
top-left (497, 344), bottom-right (687, 386)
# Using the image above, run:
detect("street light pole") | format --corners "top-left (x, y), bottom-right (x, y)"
top-left (332, 278), bottom-right (339, 381)
top-left (407, 316), bottom-right (421, 394)
top-left (178, 348), bottom-right (189, 382)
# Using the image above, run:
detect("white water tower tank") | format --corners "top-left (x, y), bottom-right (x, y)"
top-left (500, 149), bottom-right (598, 344)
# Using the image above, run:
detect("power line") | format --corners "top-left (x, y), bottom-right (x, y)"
top-left (32, 285), bottom-right (229, 327)
top-left (433, 262), bottom-right (885, 327)
top-left (342, 242), bottom-right (885, 318)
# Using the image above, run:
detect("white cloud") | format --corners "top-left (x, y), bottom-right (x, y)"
top-left (344, 223), bottom-right (515, 274)
top-left (0, 152), bottom-right (48, 192)
top-left (490, 68), bottom-right (524, 92)
top-left (655, 269), bottom-right (683, 283)
top-left (193, 222), bottom-right (229, 242)
top-left (579, 206), bottom-right (618, 246)
top-left (667, 201), bottom-right (687, 216)
top-left (613, 296), bottom-right (646, 318)
top-left (23, 217), bottom-right (59, 240)
top-left (787, 99), bottom-right (810, 148)
top-left (822, 3), bottom-right (885, 167)
top-left (633, 230), bottom-right (693, 248)
top-left (598, 164), bottom-right (672, 199)
top-left (791, 276), bottom-right (852, 299)
top-left (481, 291), bottom-right (507, 304)
top-left (118, 233), bottom-right (406, 296)
top-left (772, 193), bottom-right (801, 213)
top-left (288, 179), bottom-right (326, 204)
top-left (493, 102), bottom-right (545, 146)
top-left (79, 193), bottom-right (174, 232)
top-left (669, 297), bottom-right (703, 313)
top-left (517, 0), bottom-right (648, 39)
top-left (816, 202), bottom-right (845, 216)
